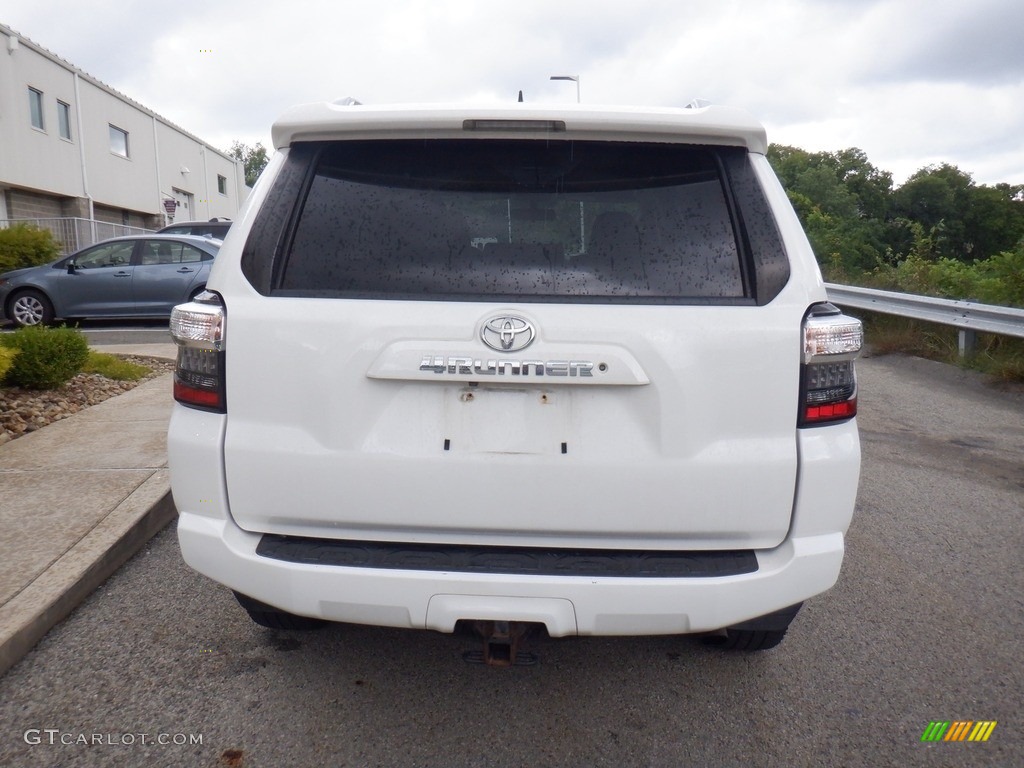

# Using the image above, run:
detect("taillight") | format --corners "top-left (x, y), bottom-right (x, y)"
top-left (169, 291), bottom-right (226, 412)
top-left (800, 303), bottom-right (862, 427)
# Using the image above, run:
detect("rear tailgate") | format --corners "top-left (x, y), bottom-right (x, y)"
top-left (222, 296), bottom-right (801, 550)
top-left (219, 128), bottom-right (805, 551)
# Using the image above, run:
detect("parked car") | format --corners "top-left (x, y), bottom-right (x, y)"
top-left (156, 218), bottom-right (232, 239)
top-left (168, 101), bottom-right (863, 657)
top-left (0, 234), bottom-right (219, 327)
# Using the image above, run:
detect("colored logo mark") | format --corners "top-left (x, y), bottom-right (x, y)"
top-left (921, 721), bottom-right (997, 742)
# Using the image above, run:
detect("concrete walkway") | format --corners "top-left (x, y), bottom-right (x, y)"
top-left (0, 344), bottom-right (178, 676)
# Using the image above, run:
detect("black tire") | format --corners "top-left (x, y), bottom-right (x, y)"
top-left (8, 289), bottom-right (54, 327)
top-left (702, 628), bottom-right (788, 651)
top-left (701, 602), bottom-right (802, 651)
top-left (232, 591), bottom-right (328, 631)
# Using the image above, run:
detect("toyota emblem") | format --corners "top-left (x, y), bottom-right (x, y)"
top-left (481, 315), bottom-right (535, 352)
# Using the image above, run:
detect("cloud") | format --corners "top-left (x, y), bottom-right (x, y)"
top-left (4, 0), bottom-right (1024, 185)
top-left (861, 0), bottom-right (1024, 87)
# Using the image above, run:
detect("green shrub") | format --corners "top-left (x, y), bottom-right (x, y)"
top-left (974, 244), bottom-right (1024, 308)
top-left (868, 244), bottom-right (1024, 309)
top-left (1, 325), bottom-right (89, 389)
top-left (0, 224), bottom-right (61, 274)
top-left (0, 346), bottom-right (17, 382)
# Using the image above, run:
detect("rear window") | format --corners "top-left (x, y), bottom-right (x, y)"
top-left (243, 139), bottom-right (789, 304)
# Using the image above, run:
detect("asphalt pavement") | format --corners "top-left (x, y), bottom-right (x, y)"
top-left (0, 350), bottom-right (1021, 767)
top-left (0, 344), bottom-right (177, 676)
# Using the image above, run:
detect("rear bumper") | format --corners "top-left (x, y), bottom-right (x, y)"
top-left (169, 404), bottom-right (859, 637)
top-left (177, 510), bottom-right (844, 636)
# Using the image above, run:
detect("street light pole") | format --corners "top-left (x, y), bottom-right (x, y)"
top-left (549, 75), bottom-right (580, 103)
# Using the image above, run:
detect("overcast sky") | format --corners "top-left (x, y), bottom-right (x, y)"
top-left (5, 0), bottom-right (1024, 187)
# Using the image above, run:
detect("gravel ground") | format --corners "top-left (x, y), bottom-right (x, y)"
top-left (0, 356), bottom-right (175, 445)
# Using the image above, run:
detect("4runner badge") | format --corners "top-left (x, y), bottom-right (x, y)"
top-left (481, 315), bottom-right (535, 352)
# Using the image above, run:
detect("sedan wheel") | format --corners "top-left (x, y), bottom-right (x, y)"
top-left (9, 290), bottom-right (54, 327)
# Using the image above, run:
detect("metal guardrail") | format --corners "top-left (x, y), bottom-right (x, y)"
top-left (0, 218), bottom-right (153, 256)
top-left (825, 283), bottom-right (1024, 356)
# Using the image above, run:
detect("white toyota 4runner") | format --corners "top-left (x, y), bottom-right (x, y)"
top-left (168, 101), bottom-right (862, 657)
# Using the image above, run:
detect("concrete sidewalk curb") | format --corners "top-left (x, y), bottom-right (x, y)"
top-left (0, 344), bottom-right (178, 678)
top-left (0, 472), bottom-right (176, 677)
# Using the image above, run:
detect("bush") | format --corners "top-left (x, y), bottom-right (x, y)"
top-left (868, 243), bottom-right (1024, 309)
top-left (0, 224), bottom-right (61, 274)
top-left (974, 243), bottom-right (1024, 308)
top-left (0, 346), bottom-right (17, 382)
top-left (1, 325), bottom-right (89, 389)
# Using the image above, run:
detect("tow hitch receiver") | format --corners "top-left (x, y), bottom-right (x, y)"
top-left (463, 621), bottom-right (539, 667)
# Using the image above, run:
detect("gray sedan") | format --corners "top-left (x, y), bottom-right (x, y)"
top-left (0, 234), bottom-right (219, 327)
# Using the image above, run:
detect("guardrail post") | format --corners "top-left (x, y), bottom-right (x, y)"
top-left (958, 329), bottom-right (977, 358)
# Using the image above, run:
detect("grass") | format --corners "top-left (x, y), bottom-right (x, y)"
top-left (860, 312), bottom-right (1024, 383)
top-left (82, 351), bottom-right (150, 381)
top-left (964, 342), bottom-right (1024, 383)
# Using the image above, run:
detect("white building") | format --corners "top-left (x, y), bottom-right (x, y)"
top-left (0, 23), bottom-right (249, 251)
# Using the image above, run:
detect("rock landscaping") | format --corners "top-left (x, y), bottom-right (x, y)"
top-left (0, 356), bottom-right (175, 445)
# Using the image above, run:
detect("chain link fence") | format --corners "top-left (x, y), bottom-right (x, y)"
top-left (0, 218), bottom-right (153, 256)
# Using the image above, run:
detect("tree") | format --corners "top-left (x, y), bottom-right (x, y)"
top-left (767, 145), bottom-right (890, 275)
top-left (891, 164), bottom-right (972, 260)
top-left (892, 165), bottom-right (1024, 262)
top-left (963, 183), bottom-right (1024, 260)
top-left (767, 141), bottom-right (1024, 295)
top-left (228, 141), bottom-right (270, 187)
top-left (828, 147), bottom-right (893, 221)
top-left (767, 145), bottom-right (893, 220)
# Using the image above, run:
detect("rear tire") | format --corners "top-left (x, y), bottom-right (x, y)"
top-left (232, 591), bottom-right (328, 631)
top-left (8, 289), bottom-right (54, 327)
top-left (703, 628), bottom-right (788, 651)
top-left (701, 602), bottom-right (803, 652)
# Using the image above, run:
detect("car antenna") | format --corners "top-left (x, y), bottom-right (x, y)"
top-left (518, 90), bottom-right (524, 102)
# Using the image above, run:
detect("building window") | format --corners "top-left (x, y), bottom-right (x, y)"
top-left (217, 174), bottom-right (227, 195)
top-left (58, 101), bottom-right (72, 140)
top-left (29, 88), bottom-right (44, 130)
top-left (109, 124), bottom-right (129, 157)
